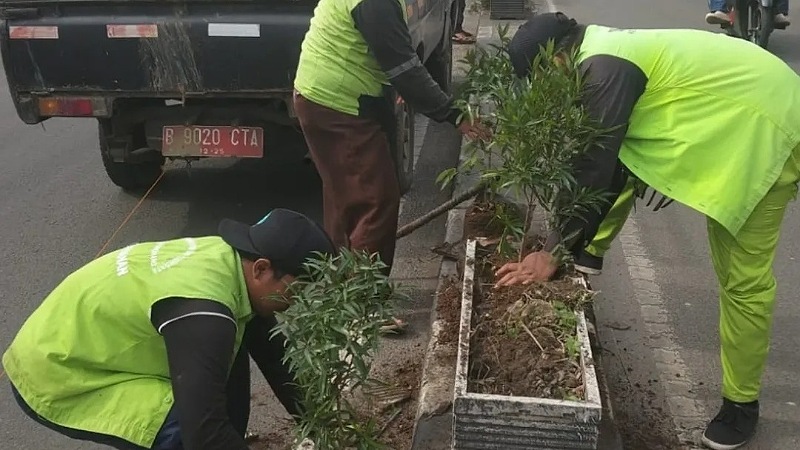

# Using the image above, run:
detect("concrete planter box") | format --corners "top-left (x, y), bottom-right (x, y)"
top-left (452, 239), bottom-right (602, 449)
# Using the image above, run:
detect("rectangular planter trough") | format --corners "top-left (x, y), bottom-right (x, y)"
top-left (452, 239), bottom-right (602, 449)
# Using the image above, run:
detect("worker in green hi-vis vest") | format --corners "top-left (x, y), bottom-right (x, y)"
top-left (493, 13), bottom-right (800, 450)
top-left (293, 0), bottom-right (490, 334)
top-left (2, 209), bottom-right (335, 450)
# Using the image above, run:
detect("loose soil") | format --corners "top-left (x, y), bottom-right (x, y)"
top-left (464, 199), bottom-right (507, 239)
top-left (248, 356), bottom-right (422, 450)
top-left (468, 265), bottom-right (591, 400)
top-left (436, 277), bottom-right (462, 346)
top-left (247, 420), bottom-right (294, 450)
top-left (462, 197), bottom-right (592, 401)
top-left (370, 360), bottom-right (421, 449)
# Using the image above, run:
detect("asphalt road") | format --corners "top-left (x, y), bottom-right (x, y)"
top-left (537, 0), bottom-right (800, 448)
top-left (0, 68), bottom-right (461, 447)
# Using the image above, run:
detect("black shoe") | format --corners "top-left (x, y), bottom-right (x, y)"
top-left (701, 398), bottom-right (759, 450)
top-left (574, 252), bottom-right (603, 276)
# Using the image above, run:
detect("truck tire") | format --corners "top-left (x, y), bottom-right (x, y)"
top-left (427, 4), bottom-right (455, 93)
top-left (98, 121), bottom-right (163, 192)
top-left (393, 98), bottom-right (415, 195)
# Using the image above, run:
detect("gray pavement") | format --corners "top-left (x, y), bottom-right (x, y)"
top-left (0, 70), bottom-right (461, 447)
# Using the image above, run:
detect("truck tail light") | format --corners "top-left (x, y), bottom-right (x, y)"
top-left (38, 97), bottom-right (97, 117)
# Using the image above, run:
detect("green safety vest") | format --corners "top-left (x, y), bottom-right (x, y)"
top-left (2, 236), bottom-right (253, 447)
top-left (294, 0), bottom-right (407, 116)
top-left (578, 25), bottom-right (800, 235)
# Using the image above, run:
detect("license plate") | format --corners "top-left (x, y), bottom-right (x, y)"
top-left (161, 126), bottom-right (264, 158)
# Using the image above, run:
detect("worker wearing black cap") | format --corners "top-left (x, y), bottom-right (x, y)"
top-left (3, 208), bottom-right (335, 450)
top-left (495, 12), bottom-right (800, 450)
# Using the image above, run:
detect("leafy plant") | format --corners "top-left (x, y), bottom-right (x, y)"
top-left (441, 26), bottom-right (611, 263)
top-left (553, 301), bottom-right (578, 332)
top-left (273, 249), bottom-right (403, 450)
top-left (564, 335), bottom-right (581, 361)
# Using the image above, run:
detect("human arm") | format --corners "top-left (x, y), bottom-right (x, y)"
top-left (350, 0), bottom-right (461, 125)
top-left (153, 298), bottom-right (249, 450)
top-left (495, 55), bottom-right (647, 286)
top-left (243, 315), bottom-right (304, 418)
top-left (555, 55), bottom-right (647, 254)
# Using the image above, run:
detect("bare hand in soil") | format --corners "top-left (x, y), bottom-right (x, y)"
top-left (494, 251), bottom-right (558, 287)
top-left (457, 117), bottom-right (492, 141)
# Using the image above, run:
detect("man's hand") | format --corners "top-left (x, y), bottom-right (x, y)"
top-left (494, 251), bottom-right (558, 287)
top-left (457, 117), bottom-right (492, 141)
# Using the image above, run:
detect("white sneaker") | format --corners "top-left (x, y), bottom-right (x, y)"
top-left (705, 10), bottom-right (730, 25)
top-left (775, 13), bottom-right (791, 27)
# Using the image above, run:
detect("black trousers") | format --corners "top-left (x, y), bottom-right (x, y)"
top-left (455, 0), bottom-right (467, 32)
top-left (10, 315), bottom-right (298, 450)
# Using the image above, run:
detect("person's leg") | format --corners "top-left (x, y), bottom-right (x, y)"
top-left (708, 0), bottom-right (729, 11)
top-left (706, 0), bottom-right (731, 24)
top-left (9, 382), bottom-right (149, 450)
top-left (576, 177), bottom-right (636, 274)
top-left (774, 0), bottom-right (790, 26)
top-left (452, 0), bottom-right (477, 43)
top-left (702, 149), bottom-right (800, 449)
top-left (294, 93), bottom-right (400, 272)
top-left (454, 0), bottom-right (466, 32)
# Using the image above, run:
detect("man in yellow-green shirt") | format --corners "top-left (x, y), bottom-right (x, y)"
top-left (293, 0), bottom-right (487, 278)
top-left (3, 209), bottom-right (334, 450)
top-left (495, 12), bottom-right (800, 450)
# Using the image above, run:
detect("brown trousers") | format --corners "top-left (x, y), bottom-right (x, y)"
top-left (294, 93), bottom-right (400, 272)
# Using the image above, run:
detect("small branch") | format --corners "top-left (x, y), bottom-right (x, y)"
top-left (377, 407), bottom-right (404, 438)
top-left (520, 322), bottom-right (545, 352)
top-left (519, 195), bottom-right (536, 262)
top-left (396, 182), bottom-right (485, 239)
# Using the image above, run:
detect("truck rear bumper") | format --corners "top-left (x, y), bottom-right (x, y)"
top-left (13, 91), bottom-right (295, 125)
top-left (1, 2), bottom-right (315, 123)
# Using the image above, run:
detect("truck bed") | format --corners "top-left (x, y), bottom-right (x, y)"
top-left (0, 1), bottom-right (318, 97)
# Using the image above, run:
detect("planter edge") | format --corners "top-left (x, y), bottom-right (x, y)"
top-left (452, 238), bottom-right (602, 449)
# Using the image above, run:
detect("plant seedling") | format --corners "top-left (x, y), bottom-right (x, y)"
top-left (273, 249), bottom-right (405, 450)
top-left (441, 27), bottom-right (612, 264)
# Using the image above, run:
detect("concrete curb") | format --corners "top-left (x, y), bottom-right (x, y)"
top-left (411, 7), bottom-right (485, 447)
top-left (584, 286), bottom-right (627, 449)
top-left (410, 159), bottom-right (478, 450)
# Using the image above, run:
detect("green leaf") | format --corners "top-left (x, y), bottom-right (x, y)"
top-left (436, 167), bottom-right (459, 189)
top-left (274, 248), bottom-right (401, 448)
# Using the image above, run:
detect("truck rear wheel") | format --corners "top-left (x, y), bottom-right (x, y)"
top-left (99, 120), bottom-right (163, 192)
top-left (394, 99), bottom-right (415, 195)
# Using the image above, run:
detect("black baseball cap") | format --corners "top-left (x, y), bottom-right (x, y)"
top-left (218, 208), bottom-right (336, 276)
top-left (508, 12), bottom-right (579, 78)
